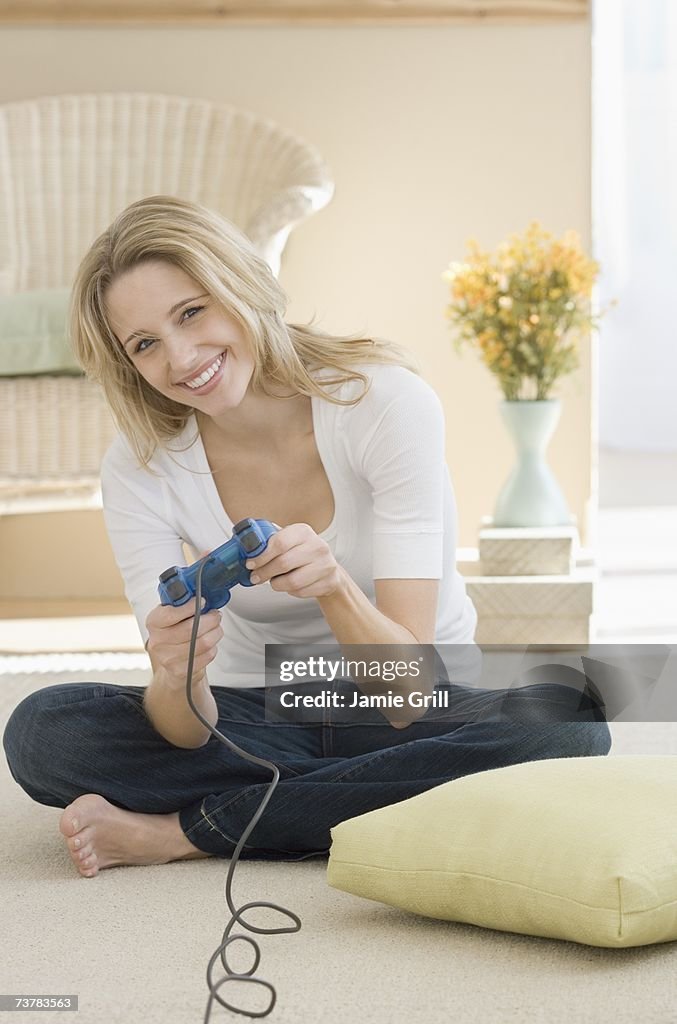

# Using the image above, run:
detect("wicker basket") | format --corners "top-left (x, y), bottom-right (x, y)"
top-left (0, 377), bottom-right (117, 479)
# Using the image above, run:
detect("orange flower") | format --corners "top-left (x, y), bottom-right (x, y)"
top-left (442, 221), bottom-right (608, 400)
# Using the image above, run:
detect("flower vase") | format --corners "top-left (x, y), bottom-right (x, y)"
top-left (493, 399), bottom-right (570, 528)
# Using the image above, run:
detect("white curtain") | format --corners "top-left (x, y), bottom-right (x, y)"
top-left (593, 0), bottom-right (677, 451)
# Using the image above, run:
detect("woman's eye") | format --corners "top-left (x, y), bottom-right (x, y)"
top-left (133, 306), bottom-right (204, 355)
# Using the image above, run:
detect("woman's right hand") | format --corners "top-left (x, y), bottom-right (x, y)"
top-left (145, 597), bottom-right (223, 687)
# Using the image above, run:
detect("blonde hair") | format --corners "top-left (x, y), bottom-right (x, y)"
top-left (69, 194), bottom-right (419, 469)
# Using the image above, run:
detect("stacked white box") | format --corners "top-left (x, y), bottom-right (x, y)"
top-left (459, 517), bottom-right (594, 644)
top-left (478, 522), bottom-right (578, 576)
top-left (461, 567), bottom-right (595, 646)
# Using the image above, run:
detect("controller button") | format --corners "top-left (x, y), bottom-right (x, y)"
top-left (159, 567), bottom-right (179, 583)
top-left (239, 532), bottom-right (262, 554)
top-left (166, 579), bottom-right (189, 601)
top-left (233, 518), bottom-right (254, 533)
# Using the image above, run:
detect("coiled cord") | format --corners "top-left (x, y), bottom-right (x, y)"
top-left (185, 559), bottom-right (301, 1021)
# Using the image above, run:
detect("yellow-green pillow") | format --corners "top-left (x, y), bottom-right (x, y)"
top-left (327, 755), bottom-right (677, 948)
top-left (0, 288), bottom-right (82, 375)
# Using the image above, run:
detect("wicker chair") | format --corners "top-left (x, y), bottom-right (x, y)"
top-left (0, 93), bottom-right (334, 514)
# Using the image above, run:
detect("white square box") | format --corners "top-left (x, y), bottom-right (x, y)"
top-left (479, 522), bottom-right (579, 577)
top-left (459, 555), bottom-right (595, 646)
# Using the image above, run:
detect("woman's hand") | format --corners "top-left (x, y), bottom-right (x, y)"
top-left (245, 523), bottom-right (344, 599)
top-left (145, 597), bottom-right (223, 687)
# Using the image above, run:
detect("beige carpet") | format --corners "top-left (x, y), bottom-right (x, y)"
top-left (1, 660), bottom-right (676, 1024)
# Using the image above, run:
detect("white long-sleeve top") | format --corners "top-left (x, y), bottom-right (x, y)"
top-left (101, 363), bottom-right (477, 687)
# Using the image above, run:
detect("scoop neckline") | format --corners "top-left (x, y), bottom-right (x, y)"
top-left (192, 394), bottom-right (338, 541)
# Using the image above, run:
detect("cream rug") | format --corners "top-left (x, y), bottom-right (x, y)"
top-left (1, 655), bottom-right (676, 1024)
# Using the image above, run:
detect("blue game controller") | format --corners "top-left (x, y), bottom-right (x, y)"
top-left (158, 517), bottom-right (278, 614)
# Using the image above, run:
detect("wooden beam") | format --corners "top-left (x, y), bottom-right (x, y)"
top-left (0, 1), bottom-right (590, 26)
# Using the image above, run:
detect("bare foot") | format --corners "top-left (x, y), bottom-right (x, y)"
top-left (59, 794), bottom-right (213, 878)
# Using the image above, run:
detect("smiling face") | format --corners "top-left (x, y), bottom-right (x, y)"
top-left (105, 260), bottom-right (255, 411)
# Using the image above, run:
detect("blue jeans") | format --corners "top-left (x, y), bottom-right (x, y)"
top-left (2, 679), bottom-right (611, 861)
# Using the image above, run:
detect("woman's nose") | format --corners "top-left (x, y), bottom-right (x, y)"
top-left (163, 335), bottom-right (201, 377)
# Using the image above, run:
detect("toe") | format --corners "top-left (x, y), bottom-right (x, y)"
top-left (67, 827), bottom-right (94, 854)
top-left (76, 847), bottom-right (99, 876)
top-left (60, 799), bottom-right (86, 838)
top-left (59, 806), bottom-right (77, 838)
top-left (60, 790), bottom-right (108, 839)
top-left (60, 793), bottom-right (106, 839)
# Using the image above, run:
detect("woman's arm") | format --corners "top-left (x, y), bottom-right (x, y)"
top-left (144, 660), bottom-right (219, 749)
top-left (319, 573), bottom-right (438, 647)
top-left (101, 442), bottom-right (222, 747)
top-left (245, 526), bottom-right (439, 727)
top-left (320, 574), bottom-right (440, 728)
top-left (132, 595), bottom-right (224, 748)
top-left (246, 523), bottom-right (438, 644)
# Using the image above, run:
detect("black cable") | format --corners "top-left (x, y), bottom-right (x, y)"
top-left (184, 558), bottom-right (301, 1021)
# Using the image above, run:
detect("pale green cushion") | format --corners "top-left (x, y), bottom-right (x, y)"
top-left (327, 755), bottom-right (677, 948)
top-left (0, 288), bottom-right (83, 375)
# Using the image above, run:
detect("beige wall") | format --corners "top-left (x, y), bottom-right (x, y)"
top-left (0, 22), bottom-right (593, 600)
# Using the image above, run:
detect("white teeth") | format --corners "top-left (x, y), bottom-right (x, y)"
top-left (183, 353), bottom-right (224, 389)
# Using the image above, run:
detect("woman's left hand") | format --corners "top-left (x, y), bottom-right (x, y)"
top-left (245, 523), bottom-right (344, 599)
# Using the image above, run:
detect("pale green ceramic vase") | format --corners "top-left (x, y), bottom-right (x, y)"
top-left (493, 399), bottom-right (570, 527)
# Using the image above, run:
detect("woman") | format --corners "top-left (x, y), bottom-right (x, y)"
top-left (2, 196), bottom-right (610, 879)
